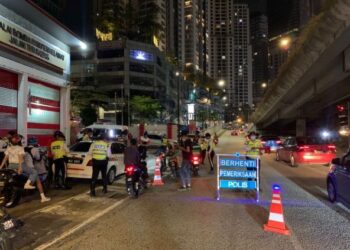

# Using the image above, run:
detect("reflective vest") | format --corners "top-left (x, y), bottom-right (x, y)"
top-left (162, 138), bottom-right (168, 146)
top-left (91, 140), bottom-right (108, 160)
top-left (246, 140), bottom-right (262, 157)
top-left (200, 140), bottom-right (208, 151)
top-left (50, 140), bottom-right (66, 160)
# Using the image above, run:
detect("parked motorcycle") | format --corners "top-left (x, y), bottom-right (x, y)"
top-left (0, 169), bottom-right (49, 208)
top-left (0, 206), bottom-right (24, 249)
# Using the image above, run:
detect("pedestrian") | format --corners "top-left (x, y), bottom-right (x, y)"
top-left (205, 133), bottom-right (216, 173)
top-left (0, 131), bottom-right (15, 165)
top-left (178, 131), bottom-right (193, 191)
top-left (88, 133), bottom-right (111, 196)
top-left (199, 137), bottom-right (208, 165)
top-left (82, 128), bottom-right (93, 142)
top-left (24, 138), bottom-right (51, 203)
top-left (50, 131), bottom-right (70, 189)
top-left (245, 132), bottom-right (262, 159)
top-left (0, 134), bottom-right (36, 190)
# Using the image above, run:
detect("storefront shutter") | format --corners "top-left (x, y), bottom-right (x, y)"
top-left (0, 69), bottom-right (18, 136)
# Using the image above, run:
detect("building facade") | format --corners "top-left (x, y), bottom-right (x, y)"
top-left (70, 40), bottom-right (187, 125)
top-left (250, 13), bottom-right (269, 104)
top-left (207, 1), bottom-right (253, 108)
top-left (0, 0), bottom-right (82, 146)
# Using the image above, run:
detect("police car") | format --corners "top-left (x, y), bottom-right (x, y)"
top-left (65, 141), bottom-right (126, 184)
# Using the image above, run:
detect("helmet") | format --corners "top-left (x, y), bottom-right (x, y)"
top-left (248, 132), bottom-right (257, 138)
top-left (54, 131), bottom-right (63, 137)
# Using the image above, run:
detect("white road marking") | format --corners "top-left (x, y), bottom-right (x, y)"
top-left (34, 197), bottom-right (128, 250)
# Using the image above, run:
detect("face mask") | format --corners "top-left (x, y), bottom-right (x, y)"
top-left (250, 136), bottom-right (256, 140)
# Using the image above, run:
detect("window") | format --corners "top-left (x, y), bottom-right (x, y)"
top-left (111, 143), bottom-right (125, 154)
top-left (70, 142), bottom-right (92, 152)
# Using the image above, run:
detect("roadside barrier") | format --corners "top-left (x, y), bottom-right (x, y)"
top-left (152, 156), bottom-right (164, 186)
top-left (264, 185), bottom-right (290, 235)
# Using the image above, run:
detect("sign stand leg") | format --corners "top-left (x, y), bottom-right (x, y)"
top-left (216, 190), bottom-right (220, 201)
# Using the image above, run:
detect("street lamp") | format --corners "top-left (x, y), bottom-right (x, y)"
top-left (176, 71), bottom-right (180, 138)
top-left (218, 79), bottom-right (225, 87)
top-left (79, 41), bottom-right (87, 50)
top-left (261, 82), bottom-right (267, 88)
top-left (279, 37), bottom-right (291, 50)
top-left (222, 96), bottom-right (227, 101)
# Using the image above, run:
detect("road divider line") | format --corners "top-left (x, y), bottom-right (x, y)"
top-left (34, 197), bottom-right (128, 250)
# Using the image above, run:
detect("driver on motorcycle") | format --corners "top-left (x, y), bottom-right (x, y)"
top-left (124, 139), bottom-right (149, 180)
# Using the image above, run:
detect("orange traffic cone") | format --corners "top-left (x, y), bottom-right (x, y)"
top-left (152, 157), bottom-right (164, 186)
top-left (264, 186), bottom-right (290, 235)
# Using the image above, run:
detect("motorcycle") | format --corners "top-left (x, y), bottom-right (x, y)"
top-left (0, 169), bottom-right (49, 208)
top-left (125, 164), bottom-right (147, 199)
top-left (0, 206), bottom-right (24, 249)
top-left (191, 155), bottom-right (201, 176)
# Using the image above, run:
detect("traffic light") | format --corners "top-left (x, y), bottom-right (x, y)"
top-left (336, 104), bottom-right (348, 126)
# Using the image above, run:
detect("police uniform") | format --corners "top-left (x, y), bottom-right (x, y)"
top-left (246, 139), bottom-right (262, 158)
top-left (89, 140), bottom-right (111, 195)
top-left (50, 139), bottom-right (69, 188)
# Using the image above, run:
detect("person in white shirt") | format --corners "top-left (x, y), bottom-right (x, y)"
top-left (0, 135), bottom-right (35, 190)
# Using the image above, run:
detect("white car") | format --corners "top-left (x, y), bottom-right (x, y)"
top-left (65, 141), bottom-right (126, 184)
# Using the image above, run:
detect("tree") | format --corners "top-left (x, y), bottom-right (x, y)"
top-left (80, 105), bottom-right (98, 126)
top-left (130, 96), bottom-right (163, 123)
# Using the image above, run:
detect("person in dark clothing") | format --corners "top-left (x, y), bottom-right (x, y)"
top-left (178, 132), bottom-right (193, 191)
top-left (124, 139), bottom-right (148, 179)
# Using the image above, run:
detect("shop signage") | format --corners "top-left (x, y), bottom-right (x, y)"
top-left (0, 15), bottom-right (68, 70)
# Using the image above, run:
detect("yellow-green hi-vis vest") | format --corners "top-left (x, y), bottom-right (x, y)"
top-left (92, 141), bottom-right (108, 160)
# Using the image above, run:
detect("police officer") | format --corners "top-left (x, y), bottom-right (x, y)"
top-left (82, 128), bottom-right (93, 142)
top-left (245, 132), bottom-right (263, 159)
top-left (50, 131), bottom-right (70, 189)
top-left (88, 133), bottom-right (111, 197)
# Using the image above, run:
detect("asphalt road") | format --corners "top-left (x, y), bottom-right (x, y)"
top-left (11, 131), bottom-right (350, 250)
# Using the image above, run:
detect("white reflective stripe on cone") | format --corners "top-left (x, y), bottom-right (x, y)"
top-left (269, 212), bottom-right (284, 223)
top-left (272, 199), bottom-right (281, 204)
top-left (272, 194), bottom-right (280, 198)
top-left (154, 176), bottom-right (161, 180)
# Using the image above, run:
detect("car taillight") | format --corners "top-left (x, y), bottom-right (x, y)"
top-left (327, 145), bottom-right (336, 150)
top-left (276, 140), bottom-right (282, 144)
top-left (298, 146), bottom-right (309, 151)
top-left (87, 160), bottom-right (93, 166)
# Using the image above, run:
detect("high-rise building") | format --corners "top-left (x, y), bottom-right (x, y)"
top-left (207, 1), bottom-right (253, 108)
top-left (267, 0), bottom-right (325, 82)
top-left (177, 0), bottom-right (204, 72)
top-left (250, 13), bottom-right (269, 104)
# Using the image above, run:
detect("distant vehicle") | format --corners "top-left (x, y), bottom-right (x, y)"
top-left (65, 141), bottom-right (126, 184)
top-left (276, 137), bottom-right (336, 167)
top-left (231, 130), bottom-right (239, 136)
top-left (260, 135), bottom-right (282, 152)
top-left (147, 134), bottom-right (163, 147)
top-left (78, 123), bottom-right (128, 141)
top-left (327, 155), bottom-right (350, 208)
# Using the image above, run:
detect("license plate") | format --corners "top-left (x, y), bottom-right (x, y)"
top-left (2, 219), bottom-right (14, 230)
top-left (68, 159), bottom-right (82, 164)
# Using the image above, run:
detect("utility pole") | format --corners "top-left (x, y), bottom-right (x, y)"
top-left (176, 71), bottom-right (180, 139)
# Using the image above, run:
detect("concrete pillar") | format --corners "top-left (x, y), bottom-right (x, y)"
top-left (60, 85), bottom-right (70, 144)
top-left (17, 73), bottom-right (28, 142)
top-left (296, 119), bottom-right (306, 137)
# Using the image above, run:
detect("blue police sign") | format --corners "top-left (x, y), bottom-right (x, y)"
top-left (216, 153), bottom-right (260, 201)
